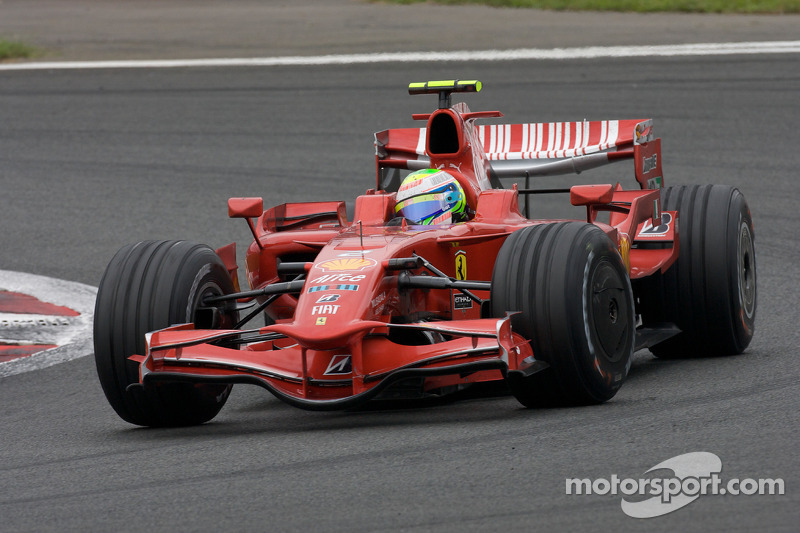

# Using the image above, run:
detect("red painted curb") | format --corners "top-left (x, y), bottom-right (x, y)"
top-left (0, 343), bottom-right (59, 363)
top-left (0, 291), bottom-right (80, 317)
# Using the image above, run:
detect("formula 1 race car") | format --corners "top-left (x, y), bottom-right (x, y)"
top-left (94, 80), bottom-right (757, 427)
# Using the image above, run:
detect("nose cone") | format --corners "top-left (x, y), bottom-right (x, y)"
top-left (289, 253), bottom-right (383, 348)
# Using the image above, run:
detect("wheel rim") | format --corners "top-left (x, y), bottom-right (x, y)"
top-left (737, 220), bottom-right (756, 320)
top-left (192, 279), bottom-right (236, 330)
top-left (588, 260), bottom-right (631, 363)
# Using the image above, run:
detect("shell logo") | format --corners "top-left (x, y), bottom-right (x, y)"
top-left (317, 257), bottom-right (377, 272)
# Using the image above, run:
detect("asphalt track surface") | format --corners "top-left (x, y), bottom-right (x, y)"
top-left (1, 41), bottom-right (800, 533)
top-left (4, 0), bottom-right (800, 61)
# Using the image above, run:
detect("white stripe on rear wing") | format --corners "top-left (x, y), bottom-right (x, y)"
top-left (478, 119), bottom-right (641, 161)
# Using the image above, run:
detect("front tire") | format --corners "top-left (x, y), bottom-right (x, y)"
top-left (492, 222), bottom-right (634, 407)
top-left (94, 240), bottom-right (238, 427)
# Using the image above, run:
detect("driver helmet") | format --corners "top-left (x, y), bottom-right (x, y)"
top-left (394, 169), bottom-right (468, 225)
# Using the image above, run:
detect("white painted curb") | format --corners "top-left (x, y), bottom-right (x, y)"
top-left (0, 270), bottom-right (97, 378)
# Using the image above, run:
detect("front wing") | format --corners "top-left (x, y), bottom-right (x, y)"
top-left (130, 316), bottom-right (540, 411)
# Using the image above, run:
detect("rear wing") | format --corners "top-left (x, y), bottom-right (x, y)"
top-left (375, 118), bottom-right (663, 189)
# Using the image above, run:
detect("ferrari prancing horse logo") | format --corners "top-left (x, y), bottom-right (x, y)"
top-left (455, 250), bottom-right (467, 281)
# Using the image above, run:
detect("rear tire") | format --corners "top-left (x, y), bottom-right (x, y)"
top-left (492, 222), bottom-right (634, 407)
top-left (94, 240), bottom-right (238, 427)
top-left (636, 185), bottom-right (756, 358)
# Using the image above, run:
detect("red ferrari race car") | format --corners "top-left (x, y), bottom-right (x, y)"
top-left (94, 80), bottom-right (757, 427)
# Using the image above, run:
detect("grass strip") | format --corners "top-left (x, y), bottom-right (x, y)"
top-left (0, 39), bottom-right (39, 61)
top-left (375, 0), bottom-right (800, 14)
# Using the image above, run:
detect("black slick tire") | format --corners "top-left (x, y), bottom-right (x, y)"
top-left (636, 185), bottom-right (756, 358)
top-left (492, 222), bottom-right (635, 407)
top-left (93, 240), bottom-right (238, 427)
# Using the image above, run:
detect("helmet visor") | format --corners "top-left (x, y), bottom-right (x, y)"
top-left (395, 193), bottom-right (452, 225)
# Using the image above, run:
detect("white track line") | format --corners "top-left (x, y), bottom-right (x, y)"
top-left (1, 41), bottom-right (799, 71)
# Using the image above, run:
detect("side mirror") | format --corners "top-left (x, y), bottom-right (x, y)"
top-left (570, 184), bottom-right (614, 207)
top-left (228, 197), bottom-right (263, 218)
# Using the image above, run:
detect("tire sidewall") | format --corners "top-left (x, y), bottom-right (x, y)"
top-left (175, 259), bottom-right (237, 330)
top-left (727, 194), bottom-right (756, 351)
top-left (572, 241), bottom-right (635, 401)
